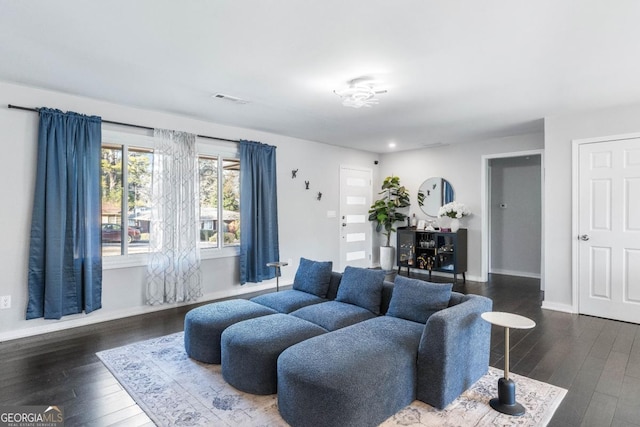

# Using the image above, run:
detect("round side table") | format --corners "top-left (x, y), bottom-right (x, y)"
top-left (266, 261), bottom-right (288, 292)
top-left (481, 311), bottom-right (536, 416)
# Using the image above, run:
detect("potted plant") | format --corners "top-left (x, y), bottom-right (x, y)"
top-left (368, 175), bottom-right (410, 271)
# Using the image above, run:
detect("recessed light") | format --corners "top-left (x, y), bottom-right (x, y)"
top-left (388, 142), bottom-right (396, 148)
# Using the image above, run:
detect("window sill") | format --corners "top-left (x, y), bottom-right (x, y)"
top-left (201, 246), bottom-right (241, 260)
top-left (103, 246), bottom-right (240, 270)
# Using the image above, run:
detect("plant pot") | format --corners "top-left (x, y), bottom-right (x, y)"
top-left (380, 246), bottom-right (395, 272)
top-left (450, 218), bottom-right (460, 232)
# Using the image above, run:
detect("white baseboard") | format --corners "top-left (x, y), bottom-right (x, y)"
top-left (489, 269), bottom-right (541, 279)
top-left (0, 280), bottom-right (289, 343)
top-left (541, 301), bottom-right (576, 314)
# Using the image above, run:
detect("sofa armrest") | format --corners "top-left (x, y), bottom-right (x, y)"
top-left (416, 294), bottom-right (493, 409)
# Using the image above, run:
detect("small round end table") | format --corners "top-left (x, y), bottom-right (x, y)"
top-left (266, 261), bottom-right (288, 292)
top-left (481, 311), bottom-right (536, 416)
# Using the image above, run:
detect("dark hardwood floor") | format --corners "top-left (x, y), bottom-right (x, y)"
top-left (1, 274), bottom-right (640, 426)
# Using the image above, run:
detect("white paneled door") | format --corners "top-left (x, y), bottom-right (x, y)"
top-left (339, 166), bottom-right (372, 271)
top-left (577, 136), bottom-right (640, 323)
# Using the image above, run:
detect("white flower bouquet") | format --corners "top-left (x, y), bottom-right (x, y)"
top-left (438, 201), bottom-right (471, 219)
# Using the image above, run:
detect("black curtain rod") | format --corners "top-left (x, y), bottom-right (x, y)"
top-left (7, 104), bottom-right (240, 144)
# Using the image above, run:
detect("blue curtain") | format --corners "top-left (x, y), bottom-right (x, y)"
top-left (239, 140), bottom-right (279, 284)
top-left (443, 179), bottom-right (454, 204)
top-left (27, 108), bottom-right (102, 320)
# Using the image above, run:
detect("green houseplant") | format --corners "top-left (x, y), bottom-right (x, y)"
top-left (368, 176), bottom-right (410, 271)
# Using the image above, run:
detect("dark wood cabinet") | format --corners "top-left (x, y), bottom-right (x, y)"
top-left (396, 227), bottom-right (467, 282)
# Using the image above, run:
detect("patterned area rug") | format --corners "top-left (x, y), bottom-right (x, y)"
top-left (97, 332), bottom-right (566, 427)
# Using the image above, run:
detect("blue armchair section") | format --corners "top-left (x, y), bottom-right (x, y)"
top-left (417, 293), bottom-right (493, 408)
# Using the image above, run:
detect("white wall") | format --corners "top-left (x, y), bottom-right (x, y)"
top-left (0, 81), bottom-right (378, 341)
top-left (378, 133), bottom-right (544, 281)
top-left (543, 103), bottom-right (640, 312)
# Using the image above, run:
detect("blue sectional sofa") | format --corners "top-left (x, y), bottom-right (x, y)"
top-left (277, 290), bottom-right (492, 427)
top-left (183, 258), bottom-right (492, 426)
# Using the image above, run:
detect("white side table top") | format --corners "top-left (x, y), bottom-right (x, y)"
top-left (481, 312), bottom-right (536, 329)
top-left (266, 261), bottom-right (288, 268)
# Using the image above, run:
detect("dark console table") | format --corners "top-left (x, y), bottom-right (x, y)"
top-left (396, 227), bottom-right (467, 283)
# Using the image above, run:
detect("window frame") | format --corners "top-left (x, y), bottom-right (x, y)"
top-left (102, 130), bottom-right (240, 271)
top-left (197, 140), bottom-right (241, 258)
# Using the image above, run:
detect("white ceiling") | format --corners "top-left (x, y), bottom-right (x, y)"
top-left (2, 1), bottom-right (640, 153)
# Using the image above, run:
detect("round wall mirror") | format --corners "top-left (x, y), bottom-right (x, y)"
top-left (417, 177), bottom-right (454, 217)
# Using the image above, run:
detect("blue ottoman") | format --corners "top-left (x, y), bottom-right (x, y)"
top-left (184, 300), bottom-right (277, 364)
top-left (278, 316), bottom-right (424, 427)
top-left (221, 313), bottom-right (327, 395)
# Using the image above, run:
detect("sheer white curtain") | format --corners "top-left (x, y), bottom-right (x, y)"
top-left (146, 129), bottom-right (201, 305)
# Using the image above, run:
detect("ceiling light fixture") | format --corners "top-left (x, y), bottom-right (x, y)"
top-left (334, 77), bottom-right (387, 108)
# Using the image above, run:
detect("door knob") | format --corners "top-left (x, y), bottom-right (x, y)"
top-left (579, 234), bottom-right (590, 241)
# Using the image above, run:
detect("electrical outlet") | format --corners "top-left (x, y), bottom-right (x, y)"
top-left (0, 295), bottom-right (11, 309)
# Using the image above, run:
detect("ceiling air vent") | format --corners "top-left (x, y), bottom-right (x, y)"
top-left (421, 142), bottom-right (448, 149)
top-left (212, 93), bottom-right (250, 105)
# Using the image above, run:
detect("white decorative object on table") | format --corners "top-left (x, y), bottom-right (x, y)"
top-left (438, 201), bottom-right (471, 232)
top-left (438, 216), bottom-right (451, 231)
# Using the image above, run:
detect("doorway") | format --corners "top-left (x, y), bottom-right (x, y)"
top-left (481, 150), bottom-right (544, 285)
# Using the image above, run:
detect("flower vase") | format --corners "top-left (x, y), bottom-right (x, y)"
top-left (450, 218), bottom-right (460, 232)
top-left (438, 216), bottom-right (451, 231)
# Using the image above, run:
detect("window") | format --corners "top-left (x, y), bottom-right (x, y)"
top-left (101, 130), bottom-right (240, 262)
top-left (101, 143), bottom-right (153, 257)
top-left (198, 156), bottom-right (241, 249)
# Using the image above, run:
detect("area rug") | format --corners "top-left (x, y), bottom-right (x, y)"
top-left (97, 332), bottom-right (566, 427)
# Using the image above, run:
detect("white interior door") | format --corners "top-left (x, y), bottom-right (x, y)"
top-left (577, 137), bottom-right (640, 323)
top-left (339, 166), bottom-right (372, 271)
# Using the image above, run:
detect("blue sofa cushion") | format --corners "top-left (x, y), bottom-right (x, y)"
top-left (386, 275), bottom-right (453, 323)
top-left (292, 257), bottom-right (333, 298)
top-left (251, 289), bottom-right (326, 313)
top-left (335, 266), bottom-right (385, 314)
top-left (291, 300), bottom-right (377, 331)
